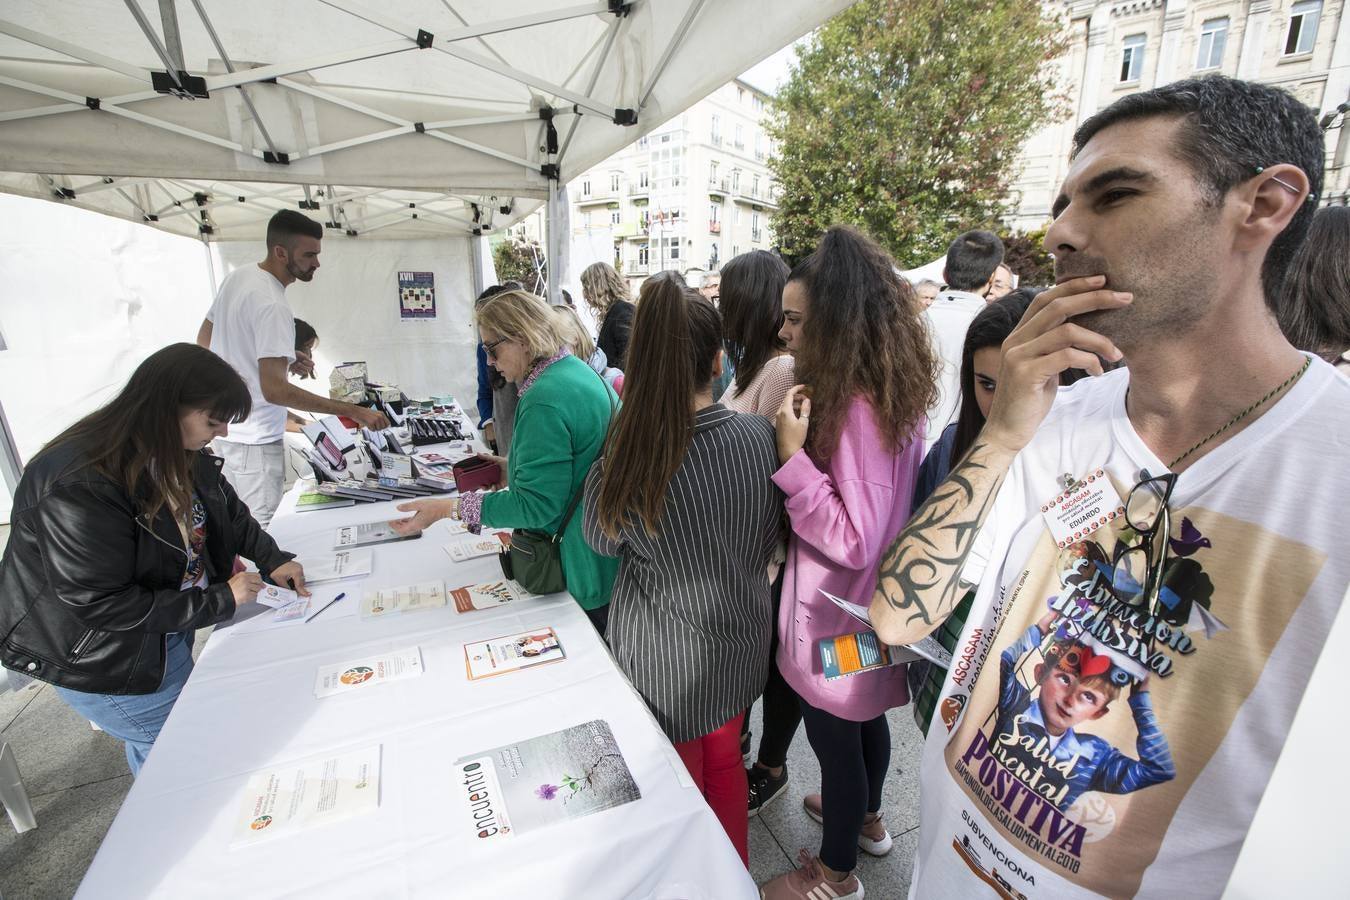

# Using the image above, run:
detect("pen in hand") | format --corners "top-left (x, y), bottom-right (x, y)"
top-left (305, 592), bottom-right (346, 624)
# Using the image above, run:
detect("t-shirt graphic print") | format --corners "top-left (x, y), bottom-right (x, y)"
top-left (910, 359), bottom-right (1350, 900)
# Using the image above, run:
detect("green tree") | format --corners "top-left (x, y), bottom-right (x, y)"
top-left (768, 0), bottom-right (1069, 267)
top-left (1001, 227), bottom-right (1056, 286)
top-left (492, 238), bottom-right (545, 292)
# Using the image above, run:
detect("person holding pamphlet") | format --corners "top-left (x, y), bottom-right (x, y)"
top-left (583, 274), bottom-right (782, 867)
top-left (0, 344), bottom-right (308, 775)
top-left (756, 227), bottom-right (937, 900)
top-left (391, 289), bottom-right (619, 633)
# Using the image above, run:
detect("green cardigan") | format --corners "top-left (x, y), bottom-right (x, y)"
top-left (480, 354), bottom-right (619, 609)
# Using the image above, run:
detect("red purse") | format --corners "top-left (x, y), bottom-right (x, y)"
top-left (451, 456), bottom-right (501, 493)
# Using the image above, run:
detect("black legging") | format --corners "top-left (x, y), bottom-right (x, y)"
top-left (742, 568), bottom-right (802, 769)
top-left (585, 603), bottom-right (609, 639)
top-left (798, 699), bottom-right (891, 873)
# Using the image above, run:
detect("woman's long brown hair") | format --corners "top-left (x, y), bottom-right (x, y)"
top-left (40, 343), bottom-right (252, 529)
top-left (789, 226), bottom-right (939, 458)
top-left (593, 273), bottom-right (721, 538)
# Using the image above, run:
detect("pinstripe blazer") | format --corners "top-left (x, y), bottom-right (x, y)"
top-left (582, 404), bottom-right (782, 743)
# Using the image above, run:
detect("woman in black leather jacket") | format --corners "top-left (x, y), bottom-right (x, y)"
top-left (0, 343), bottom-right (309, 775)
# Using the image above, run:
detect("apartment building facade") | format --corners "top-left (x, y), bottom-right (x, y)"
top-left (570, 78), bottom-right (779, 292)
top-left (1007, 0), bottom-right (1350, 231)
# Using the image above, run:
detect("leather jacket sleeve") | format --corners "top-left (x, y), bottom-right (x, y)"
top-left (34, 478), bottom-right (238, 634)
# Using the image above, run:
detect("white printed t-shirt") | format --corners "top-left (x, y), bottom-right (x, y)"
top-left (922, 289), bottom-right (986, 454)
top-left (207, 265), bottom-right (296, 444)
top-left (910, 356), bottom-right (1350, 899)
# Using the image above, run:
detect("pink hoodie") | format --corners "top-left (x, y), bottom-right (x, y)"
top-left (772, 396), bottom-right (925, 721)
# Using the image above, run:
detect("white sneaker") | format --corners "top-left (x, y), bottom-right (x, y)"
top-left (802, 793), bottom-right (893, 857)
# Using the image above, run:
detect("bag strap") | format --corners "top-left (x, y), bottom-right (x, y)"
top-left (552, 364), bottom-right (619, 543)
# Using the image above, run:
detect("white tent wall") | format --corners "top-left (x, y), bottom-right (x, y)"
top-left (210, 237), bottom-right (480, 410)
top-left (0, 193), bottom-right (214, 520)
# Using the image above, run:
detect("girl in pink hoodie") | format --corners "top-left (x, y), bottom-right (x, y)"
top-left (758, 226), bottom-right (938, 900)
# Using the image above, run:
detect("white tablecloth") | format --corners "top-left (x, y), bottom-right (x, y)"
top-left (76, 476), bottom-right (756, 899)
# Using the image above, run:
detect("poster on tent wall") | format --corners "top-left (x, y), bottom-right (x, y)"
top-left (398, 271), bottom-right (436, 322)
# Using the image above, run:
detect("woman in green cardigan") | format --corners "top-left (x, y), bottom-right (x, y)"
top-left (391, 289), bottom-right (619, 634)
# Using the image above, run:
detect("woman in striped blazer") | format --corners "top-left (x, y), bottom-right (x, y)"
top-left (583, 273), bottom-right (782, 868)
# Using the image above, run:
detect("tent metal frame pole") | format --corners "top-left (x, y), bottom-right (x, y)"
top-left (0, 18), bottom-right (150, 81)
top-left (638, 0), bottom-right (708, 110)
top-left (557, 15), bottom-right (623, 168)
top-left (545, 178), bottom-right (561, 305)
top-left (122, 0), bottom-right (186, 91)
top-left (157, 0), bottom-right (186, 74)
top-left (204, 40), bottom-right (414, 91)
top-left (0, 392), bottom-right (24, 505)
top-left (188, 0), bottom-right (285, 159)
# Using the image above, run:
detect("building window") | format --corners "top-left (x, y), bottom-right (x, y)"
top-left (583, 211), bottom-right (592, 229)
top-left (640, 209), bottom-right (650, 229)
top-left (611, 210), bottom-right (621, 225)
top-left (710, 115), bottom-right (721, 145)
top-left (610, 172), bottom-right (620, 192)
top-left (752, 174), bottom-right (760, 197)
top-left (752, 95), bottom-right (764, 112)
top-left (709, 203), bottom-right (720, 223)
top-left (732, 244), bottom-right (740, 257)
top-left (639, 169), bottom-right (649, 188)
top-left (751, 212), bottom-right (761, 242)
top-left (582, 179), bottom-right (591, 196)
top-left (1120, 34), bottom-right (1145, 82)
top-left (1195, 17), bottom-right (1228, 70)
top-left (638, 244), bottom-right (649, 266)
top-left (709, 160), bottom-right (719, 185)
top-left (637, 135), bottom-right (648, 149)
top-left (666, 237), bottom-right (680, 261)
top-left (732, 169), bottom-right (741, 192)
top-left (734, 124), bottom-right (744, 149)
top-left (734, 205), bottom-right (741, 225)
top-left (1285, 1), bottom-right (1321, 55)
top-left (754, 132), bottom-right (764, 160)
top-left (737, 86), bottom-right (745, 104)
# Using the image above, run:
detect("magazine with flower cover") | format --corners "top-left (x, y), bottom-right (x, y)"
top-left (450, 719), bottom-right (640, 840)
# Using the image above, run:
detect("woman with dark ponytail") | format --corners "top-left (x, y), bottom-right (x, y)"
top-left (758, 227), bottom-right (938, 900)
top-left (583, 272), bottom-right (782, 868)
top-left (0, 343), bottom-right (306, 775)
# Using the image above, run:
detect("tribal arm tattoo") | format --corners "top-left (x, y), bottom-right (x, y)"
top-left (869, 440), bottom-right (1014, 645)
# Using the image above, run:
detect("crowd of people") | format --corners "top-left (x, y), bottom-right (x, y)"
top-left (1, 74), bottom-right (1348, 899)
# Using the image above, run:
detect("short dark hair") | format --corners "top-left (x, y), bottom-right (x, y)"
top-left (266, 210), bottom-right (322, 249)
top-left (294, 317), bottom-right (318, 352)
top-left (944, 230), bottom-right (1005, 291)
top-left (1073, 75), bottom-right (1324, 308)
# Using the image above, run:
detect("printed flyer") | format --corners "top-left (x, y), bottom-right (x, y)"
top-left (255, 584), bottom-right (300, 609)
top-left (359, 581), bottom-right (447, 618)
top-left (464, 628), bottom-right (564, 680)
top-left (231, 745), bottom-right (381, 848)
top-left (303, 550), bottom-right (374, 584)
top-left (450, 720), bottom-right (639, 841)
top-left (445, 531), bottom-right (511, 563)
top-left (451, 580), bottom-right (537, 614)
top-left (314, 646), bottom-right (424, 698)
top-left (398, 270), bottom-right (436, 321)
top-left (335, 522), bottom-right (421, 549)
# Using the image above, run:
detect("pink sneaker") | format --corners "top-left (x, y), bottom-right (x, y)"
top-left (758, 849), bottom-right (863, 900)
top-left (802, 793), bottom-right (893, 857)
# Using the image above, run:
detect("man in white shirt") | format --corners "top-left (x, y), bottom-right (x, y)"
top-left (922, 230), bottom-right (1006, 452)
top-left (196, 210), bottom-right (387, 526)
top-left (871, 76), bottom-right (1345, 899)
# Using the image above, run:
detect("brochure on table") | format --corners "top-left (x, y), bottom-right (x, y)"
top-left (256, 584), bottom-right (300, 609)
top-left (303, 550), bottom-right (374, 584)
top-left (231, 745), bottom-right (381, 848)
top-left (464, 628), bottom-right (564, 680)
top-left (445, 531), bottom-right (511, 562)
top-left (314, 646), bottom-right (424, 697)
top-left (451, 580), bottom-right (538, 614)
top-left (359, 581), bottom-right (447, 618)
top-left (335, 522), bottom-right (421, 550)
top-left (449, 720), bottom-right (639, 841)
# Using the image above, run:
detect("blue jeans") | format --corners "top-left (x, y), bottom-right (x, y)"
top-left (55, 631), bottom-right (195, 777)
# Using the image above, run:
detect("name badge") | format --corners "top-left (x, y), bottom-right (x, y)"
top-left (1041, 469), bottom-right (1126, 548)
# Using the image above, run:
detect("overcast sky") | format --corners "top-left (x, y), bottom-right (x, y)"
top-left (738, 41), bottom-right (804, 95)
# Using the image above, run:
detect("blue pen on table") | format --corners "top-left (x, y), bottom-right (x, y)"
top-left (305, 592), bottom-right (347, 624)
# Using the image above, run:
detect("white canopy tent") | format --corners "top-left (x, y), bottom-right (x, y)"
top-left (0, 0), bottom-right (853, 515)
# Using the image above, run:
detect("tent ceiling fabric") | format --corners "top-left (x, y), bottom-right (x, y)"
top-left (0, 0), bottom-right (852, 240)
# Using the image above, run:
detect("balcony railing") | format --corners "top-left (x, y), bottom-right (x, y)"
top-left (708, 176), bottom-right (729, 194)
top-left (751, 229), bottom-right (763, 243)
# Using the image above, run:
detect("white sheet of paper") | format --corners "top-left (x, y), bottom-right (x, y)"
top-left (230, 745), bottom-right (381, 848)
top-left (444, 533), bottom-right (507, 563)
top-left (302, 550), bottom-right (374, 584)
top-left (256, 584), bottom-right (300, 609)
top-left (358, 581), bottom-right (447, 618)
top-left (314, 646), bottom-right (424, 697)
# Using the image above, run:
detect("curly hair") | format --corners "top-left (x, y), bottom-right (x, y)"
top-left (579, 262), bottom-right (631, 318)
top-left (789, 226), bottom-right (938, 458)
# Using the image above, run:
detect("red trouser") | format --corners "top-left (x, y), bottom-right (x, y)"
top-left (674, 713), bottom-right (748, 866)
